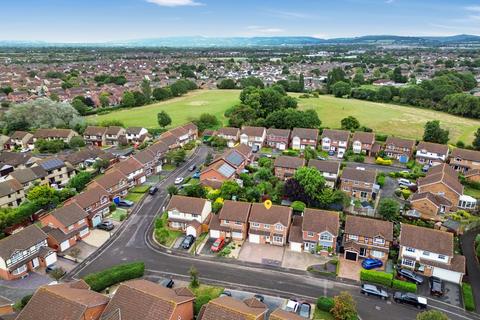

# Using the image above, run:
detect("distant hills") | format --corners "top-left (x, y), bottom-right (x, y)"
top-left (1, 34), bottom-right (480, 48)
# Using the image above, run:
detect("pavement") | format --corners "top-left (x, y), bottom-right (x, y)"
top-left (337, 258), bottom-right (362, 281)
top-left (0, 272), bottom-right (51, 301)
top-left (67, 145), bottom-right (479, 320)
top-left (461, 228), bottom-right (480, 310)
top-left (238, 242), bottom-right (285, 266)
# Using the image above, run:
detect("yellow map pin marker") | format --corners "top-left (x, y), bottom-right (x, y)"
top-left (264, 200), bottom-right (272, 210)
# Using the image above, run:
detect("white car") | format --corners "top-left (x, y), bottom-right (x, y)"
top-left (285, 299), bottom-right (299, 313)
top-left (174, 177), bottom-right (184, 185)
top-left (398, 178), bottom-right (415, 187)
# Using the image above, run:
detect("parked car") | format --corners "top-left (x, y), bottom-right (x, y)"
top-left (181, 235), bottom-right (195, 249)
top-left (210, 238), bottom-right (225, 252)
top-left (361, 284), bottom-right (389, 300)
top-left (159, 278), bottom-right (174, 288)
top-left (393, 292), bottom-right (427, 309)
top-left (188, 164), bottom-right (196, 172)
top-left (285, 299), bottom-right (299, 313)
top-left (328, 150), bottom-right (335, 156)
top-left (398, 178), bottom-right (416, 187)
top-left (429, 277), bottom-right (444, 296)
top-left (254, 294), bottom-right (264, 303)
top-left (362, 258), bottom-right (383, 270)
top-left (148, 186), bottom-right (158, 195)
top-left (192, 171), bottom-right (201, 179)
top-left (118, 199), bottom-right (134, 207)
top-left (298, 302), bottom-right (311, 318)
top-left (397, 268), bottom-right (424, 284)
top-left (174, 177), bottom-right (184, 185)
top-left (220, 290), bottom-right (232, 297)
top-left (46, 265), bottom-right (66, 276)
top-left (97, 220), bottom-right (114, 231)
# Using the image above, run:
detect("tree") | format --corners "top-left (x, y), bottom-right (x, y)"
top-left (332, 81), bottom-right (352, 98)
top-left (27, 185), bottom-right (59, 208)
top-left (265, 109), bottom-right (321, 130)
top-left (69, 136), bottom-right (85, 149)
top-left (423, 120), bottom-right (449, 144)
top-left (473, 128), bottom-right (480, 150)
top-left (378, 198), bottom-right (400, 221)
top-left (173, 149), bottom-right (186, 165)
top-left (167, 185), bottom-right (178, 196)
top-left (293, 167), bottom-right (326, 204)
top-left (35, 139), bottom-right (68, 153)
top-left (93, 159), bottom-right (110, 172)
top-left (99, 92), bottom-right (110, 107)
top-left (391, 67), bottom-right (407, 83)
top-left (331, 292), bottom-right (357, 320)
top-left (67, 172), bottom-right (92, 192)
top-left (121, 91), bottom-right (135, 107)
top-left (132, 91), bottom-right (147, 107)
top-left (220, 181), bottom-right (242, 200)
top-left (304, 147), bottom-right (318, 162)
top-left (189, 266), bottom-right (199, 288)
top-left (341, 116), bottom-right (361, 131)
top-left (377, 86), bottom-right (392, 102)
top-left (157, 111), bottom-right (172, 128)
top-left (152, 87), bottom-right (172, 101)
top-left (141, 79), bottom-right (152, 103)
top-left (217, 79), bottom-right (236, 89)
top-left (239, 77), bottom-right (264, 88)
top-left (416, 310), bottom-right (448, 320)
top-left (193, 113), bottom-right (219, 132)
top-left (183, 184), bottom-right (206, 198)
top-left (327, 67), bottom-right (347, 92)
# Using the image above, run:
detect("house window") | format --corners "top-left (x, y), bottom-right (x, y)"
top-left (373, 237), bottom-right (385, 245)
top-left (12, 264), bottom-right (27, 275)
top-left (402, 258), bottom-right (415, 267)
top-left (371, 251), bottom-right (384, 259)
top-left (235, 221), bottom-right (242, 225)
top-left (406, 247), bottom-right (415, 253)
top-left (273, 236), bottom-right (283, 243)
top-left (320, 233), bottom-right (332, 241)
top-left (438, 255), bottom-right (446, 260)
top-left (264, 224), bottom-right (270, 229)
top-left (360, 191), bottom-right (368, 198)
top-left (307, 232), bottom-right (314, 237)
top-left (349, 235), bottom-right (358, 241)
top-left (224, 220), bottom-right (230, 224)
top-left (275, 224), bottom-right (283, 231)
top-left (423, 251), bottom-right (430, 256)
top-left (251, 222), bottom-right (260, 228)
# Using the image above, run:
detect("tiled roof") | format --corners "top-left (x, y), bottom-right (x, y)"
top-left (308, 159), bottom-right (340, 174)
top-left (49, 202), bottom-right (88, 227)
top-left (240, 126), bottom-right (265, 137)
top-left (400, 223), bottom-right (453, 256)
top-left (451, 148), bottom-right (480, 162)
top-left (218, 200), bottom-right (251, 223)
top-left (417, 141), bottom-right (449, 155)
top-left (341, 167), bottom-right (376, 184)
top-left (302, 208), bottom-right (340, 236)
top-left (166, 195), bottom-right (208, 214)
top-left (345, 215), bottom-right (393, 241)
top-left (321, 129), bottom-right (349, 141)
top-left (291, 128), bottom-right (319, 140)
top-left (198, 296), bottom-right (267, 320)
top-left (248, 203), bottom-right (292, 226)
top-left (352, 131), bottom-right (375, 144)
top-left (274, 156), bottom-right (305, 169)
top-left (0, 225), bottom-right (47, 259)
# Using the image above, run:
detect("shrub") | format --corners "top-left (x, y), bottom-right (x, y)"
top-left (392, 279), bottom-right (417, 293)
top-left (376, 175), bottom-right (386, 187)
top-left (353, 154), bottom-right (365, 163)
top-left (475, 234), bottom-right (480, 245)
top-left (463, 283), bottom-right (475, 311)
top-left (375, 157), bottom-right (393, 166)
top-left (83, 262), bottom-right (145, 292)
top-left (316, 296), bottom-right (334, 312)
top-left (119, 213), bottom-right (127, 221)
top-left (401, 189), bottom-right (412, 200)
top-left (291, 201), bottom-right (306, 212)
top-left (360, 269), bottom-right (393, 286)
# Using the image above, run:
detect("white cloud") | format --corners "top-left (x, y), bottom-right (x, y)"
top-left (385, 0), bottom-right (395, 4)
top-left (267, 9), bottom-right (313, 19)
top-left (312, 33), bottom-right (328, 39)
top-left (146, 0), bottom-right (203, 7)
top-left (465, 6), bottom-right (480, 12)
top-left (245, 25), bottom-right (284, 34)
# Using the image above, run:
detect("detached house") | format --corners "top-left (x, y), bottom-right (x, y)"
top-left (216, 127), bottom-right (240, 148)
top-left (351, 132), bottom-right (375, 155)
top-left (105, 126), bottom-right (126, 146)
top-left (415, 141), bottom-right (449, 166)
top-left (67, 185), bottom-right (111, 228)
top-left (384, 137), bottom-right (416, 163)
top-left (209, 200), bottom-right (251, 241)
top-left (248, 203), bottom-right (292, 246)
top-left (308, 159), bottom-right (340, 188)
top-left (199, 296), bottom-right (267, 320)
top-left (291, 128), bottom-right (319, 150)
top-left (321, 129), bottom-right (350, 157)
top-left (40, 202), bottom-right (90, 252)
top-left (450, 148), bottom-right (480, 175)
top-left (340, 167), bottom-right (378, 201)
top-left (399, 224), bottom-right (465, 284)
top-left (166, 195), bottom-right (211, 234)
top-left (125, 127), bottom-right (149, 144)
top-left (0, 225), bottom-right (57, 280)
top-left (83, 126), bottom-right (107, 147)
top-left (266, 128), bottom-right (291, 151)
top-left (89, 169), bottom-right (129, 201)
top-left (343, 215), bottom-right (393, 262)
top-left (240, 126), bottom-right (266, 149)
top-left (274, 156), bottom-right (305, 180)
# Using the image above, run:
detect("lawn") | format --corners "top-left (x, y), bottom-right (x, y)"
top-left (109, 208), bottom-right (128, 222)
top-left (125, 192), bottom-right (144, 202)
top-left (464, 186), bottom-right (480, 199)
top-left (314, 308), bottom-right (334, 320)
top-left (190, 285), bottom-right (224, 315)
top-left (86, 89), bottom-right (240, 128)
top-left (154, 214), bottom-right (184, 247)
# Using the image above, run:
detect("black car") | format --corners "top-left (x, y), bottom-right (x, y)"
top-left (188, 164), bottom-right (196, 172)
top-left (298, 302), bottom-right (311, 318)
top-left (46, 265), bottom-right (66, 276)
top-left (429, 277), bottom-right (444, 296)
top-left (397, 268), bottom-right (424, 284)
top-left (148, 186), bottom-right (159, 195)
top-left (393, 292), bottom-right (427, 309)
top-left (361, 284), bottom-right (389, 300)
top-left (254, 294), bottom-right (264, 303)
top-left (181, 235), bottom-right (195, 249)
top-left (97, 221), bottom-right (114, 231)
top-left (220, 290), bottom-right (232, 297)
top-left (159, 278), bottom-right (174, 288)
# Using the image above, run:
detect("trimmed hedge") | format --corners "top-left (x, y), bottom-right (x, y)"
top-left (462, 283), bottom-right (475, 311)
top-left (83, 262), bottom-right (145, 292)
top-left (360, 269), bottom-right (393, 287)
top-left (392, 279), bottom-right (417, 293)
top-left (316, 296), bottom-right (334, 312)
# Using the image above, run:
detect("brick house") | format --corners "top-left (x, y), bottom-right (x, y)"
top-left (415, 141), bottom-right (449, 166)
top-left (133, 149), bottom-right (159, 177)
top-left (273, 156), bottom-right (305, 180)
top-left (67, 185), bottom-right (111, 228)
top-left (384, 137), bottom-right (416, 163)
top-left (4, 131), bottom-right (33, 150)
top-left (399, 224), bottom-right (465, 284)
top-left (89, 169), bottom-right (129, 201)
top-left (449, 148), bottom-right (480, 174)
top-left (83, 126), bottom-right (107, 147)
top-left (290, 128), bottom-right (319, 150)
top-left (308, 159), bottom-right (340, 188)
top-left (166, 195), bottom-right (212, 232)
top-left (340, 167), bottom-right (378, 201)
top-left (199, 296), bottom-right (267, 320)
top-left (351, 132), bottom-right (375, 155)
top-left (343, 215), bottom-right (393, 262)
top-left (270, 308), bottom-right (305, 320)
top-left (113, 157), bottom-right (146, 186)
top-left (0, 225), bottom-right (57, 280)
top-left (410, 192), bottom-right (453, 220)
top-left (247, 203), bottom-right (292, 246)
top-left (105, 126), bottom-right (126, 146)
top-left (266, 128), bottom-right (291, 151)
top-left (240, 126), bottom-right (266, 148)
top-left (200, 144), bottom-right (252, 184)
top-left (209, 200), bottom-right (251, 240)
top-left (321, 129), bottom-right (350, 156)
top-left (30, 128), bottom-right (79, 147)
top-left (216, 127), bottom-right (240, 148)
top-left (40, 202), bottom-right (90, 252)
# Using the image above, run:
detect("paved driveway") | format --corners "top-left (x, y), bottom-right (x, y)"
top-left (238, 242), bottom-right (285, 266)
top-left (418, 280), bottom-right (462, 308)
top-left (281, 250), bottom-right (330, 271)
top-left (83, 229), bottom-right (111, 247)
top-left (338, 257), bottom-right (361, 281)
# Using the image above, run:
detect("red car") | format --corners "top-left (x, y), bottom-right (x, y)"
top-left (211, 238), bottom-right (225, 252)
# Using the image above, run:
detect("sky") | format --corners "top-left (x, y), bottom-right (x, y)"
top-left (1, 0), bottom-right (480, 42)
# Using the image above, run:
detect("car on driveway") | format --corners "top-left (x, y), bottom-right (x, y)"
top-left (97, 220), bottom-right (114, 231)
top-left (393, 292), bottom-right (427, 309)
top-left (429, 277), bottom-right (444, 296)
top-left (174, 177), bottom-right (184, 185)
top-left (397, 268), bottom-right (424, 284)
top-left (192, 171), bottom-right (200, 179)
top-left (181, 235), bottom-right (195, 249)
top-left (159, 278), bottom-right (174, 288)
top-left (210, 238), bottom-right (225, 252)
top-left (254, 294), bottom-right (264, 303)
top-left (298, 302), bottom-right (311, 318)
top-left (220, 290), bottom-right (232, 297)
top-left (118, 199), bottom-right (134, 207)
top-left (285, 299), bottom-right (299, 313)
top-left (362, 258), bottom-right (383, 270)
top-left (361, 284), bottom-right (389, 300)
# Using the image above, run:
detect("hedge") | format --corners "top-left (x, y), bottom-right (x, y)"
top-left (316, 296), bottom-right (334, 312)
top-left (392, 279), bottom-right (417, 293)
top-left (375, 157), bottom-right (393, 166)
top-left (360, 269), bottom-right (393, 287)
top-left (462, 283), bottom-right (475, 311)
top-left (83, 262), bottom-right (145, 292)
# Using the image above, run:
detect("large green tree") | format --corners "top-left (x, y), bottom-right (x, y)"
top-left (293, 167), bottom-right (326, 203)
top-left (423, 120), bottom-right (449, 144)
top-left (378, 198), bottom-right (400, 221)
top-left (157, 111), bottom-right (172, 128)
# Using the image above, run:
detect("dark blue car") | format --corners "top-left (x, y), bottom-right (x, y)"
top-left (362, 258), bottom-right (383, 270)
top-left (192, 171), bottom-right (200, 179)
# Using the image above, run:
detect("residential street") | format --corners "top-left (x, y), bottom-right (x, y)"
top-left (69, 146), bottom-right (479, 320)
top-left (461, 228), bottom-right (480, 310)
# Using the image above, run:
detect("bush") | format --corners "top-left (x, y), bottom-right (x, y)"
top-left (291, 201), bottom-right (306, 212)
top-left (360, 269), bottom-right (393, 287)
top-left (316, 296), bottom-right (334, 312)
top-left (376, 174), bottom-right (386, 187)
top-left (462, 283), bottom-right (475, 311)
top-left (375, 157), bottom-right (393, 166)
top-left (475, 234), bottom-right (480, 245)
top-left (392, 279), bottom-right (417, 293)
top-left (401, 189), bottom-right (412, 200)
top-left (353, 154), bottom-right (365, 163)
top-left (83, 262), bottom-right (145, 292)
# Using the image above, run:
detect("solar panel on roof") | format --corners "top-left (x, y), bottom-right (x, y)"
top-left (218, 163), bottom-right (236, 178)
top-left (40, 158), bottom-right (64, 171)
top-left (225, 151), bottom-right (243, 166)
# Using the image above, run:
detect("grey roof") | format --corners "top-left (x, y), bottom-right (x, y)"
top-left (9, 167), bottom-right (46, 184)
top-left (38, 158), bottom-right (65, 171)
top-left (50, 202), bottom-right (89, 227)
top-left (0, 179), bottom-right (23, 197)
top-left (225, 150), bottom-right (244, 166)
top-left (0, 225), bottom-right (48, 259)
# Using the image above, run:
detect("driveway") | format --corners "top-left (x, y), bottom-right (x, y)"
top-left (83, 229), bottom-right (111, 247)
top-left (337, 257), bottom-right (362, 281)
top-left (418, 280), bottom-right (462, 308)
top-left (0, 272), bottom-right (51, 301)
top-left (238, 242), bottom-right (285, 266)
top-left (64, 241), bottom-right (100, 262)
top-left (461, 228), bottom-right (480, 310)
top-left (281, 250), bottom-right (330, 271)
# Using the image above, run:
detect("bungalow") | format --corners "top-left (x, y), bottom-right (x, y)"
top-left (343, 215), bottom-right (393, 262)
top-left (273, 156), bottom-right (305, 180)
top-left (351, 132), bottom-right (375, 156)
top-left (449, 148), bottom-right (480, 174)
top-left (67, 185), bottom-right (111, 228)
top-left (415, 141), bottom-right (449, 166)
top-left (0, 225), bottom-right (57, 280)
top-left (291, 128), bottom-right (319, 150)
top-left (248, 203), bottom-right (292, 246)
top-left (399, 224), bottom-right (465, 284)
top-left (340, 167), bottom-right (378, 201)
top-left (198, 296), bottom-right (267, 320)
top-left (240, 126), bottom-right (266, 149)
top-left (105, 126), bottom-right (126, 146)
top-left (266, 128), bottom-right (291, 151)
top-left (216, 127), bottom-right (240, 148)
top-left (209, 200), bottom-right (251, 241)
top-left (308, 159), bottom-right (340, 188)
top-left (166, 195), bottom-right (212, 233)
top-left (320, 129), bottom-right (350, 157)
top-left (83, 126), bottom-right (107, 147)
top-left (384, 137), bottom-right (416, 163)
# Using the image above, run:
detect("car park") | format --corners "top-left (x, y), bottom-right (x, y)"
top-left (362, 258), bottom-right (383, 270)
top-left (181, 235), bottom-right (195, 249)
top-left (159, 278), bottom-right (174, 288)
top-left (118, 199), bottom-right (134, 207)
top-left (174, 177), bottom-right (184, 185)
top-left (97, 220), bottom-right (114, 231)
top-left (298, 302), bottom-right (311, 318)
top-left (393, 292), bottom-right (427, 309)
top-left (285, 299), bottom-right (299, 313)
top-left (429, 277), bottom-right (444, 296)
top-left (397, 268), bottom-right (424, 284)
top-left (210, 238), bottom-right (225, 252)
top-left (148, 186), bottom-right (158, 195)
top-left (361, 284), bottom-right (389, 300)
top-left (188, 165), bottom-right (196, 172)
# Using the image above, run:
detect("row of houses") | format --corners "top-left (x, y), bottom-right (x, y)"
top-left (3, 129), bottom-right (78, 151)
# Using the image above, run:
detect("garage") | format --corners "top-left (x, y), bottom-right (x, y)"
top-left (139, 176), bottom-right (147, 184)
top-left (249, 234), bottom-right (260, 244)
top-left (290, 241), bottom-right (302, 252)
top-left (44, 252), bottom-right (57, 266)
top-left (209, 229), bottom-right (220, 239)
top-left (232, 231), bottom-right (243, 240)
top-left (60, 240), bottom-right (70, 252)
top-left (91, 214), bottom-right (102, 227)
top-left (345, 250), bottom-right (358, 261)
top-left (432, 267), bottom-right (462, 284)
top-left (156, 164), bottom-right (162, 172)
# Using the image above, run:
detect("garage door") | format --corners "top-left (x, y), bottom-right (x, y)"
top-left (92, 214), bottom-right (102, 227)
top-left (232, 232), bottom-right (243, 240)
top-left (60, 240), bottom-right (70, 252)
top-left (290, 242), bottom-right (302, 252)
top-left (139, 176), bottom-right (147, 184)
top-left (210, 230), bottom-right (220, 239)
top-left (249, 234), bottom-right (260, 244)
top-left (345, 251), bottom-right (358, 261)
top-left (432, 267), bottom-right (462, 284)
top-left (45, 252), bottom-right (57, 266)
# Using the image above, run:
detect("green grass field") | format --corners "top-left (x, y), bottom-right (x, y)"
top-left (87, 89), bottom-right (479, 143)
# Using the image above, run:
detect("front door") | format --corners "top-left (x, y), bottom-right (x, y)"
top-left (359, 247), bottom-right (367, 257)
top-left (32, 257), bottom-right (39, 268)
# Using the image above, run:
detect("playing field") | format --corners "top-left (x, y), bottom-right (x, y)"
top-left (87, 89), bottom-right (479, 143)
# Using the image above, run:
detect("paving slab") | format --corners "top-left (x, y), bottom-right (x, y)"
top-left (238, 242), bottom-right (285, 265)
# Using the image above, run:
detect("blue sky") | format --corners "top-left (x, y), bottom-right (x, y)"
top-left (2, 0), bottom-right (480, 42)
